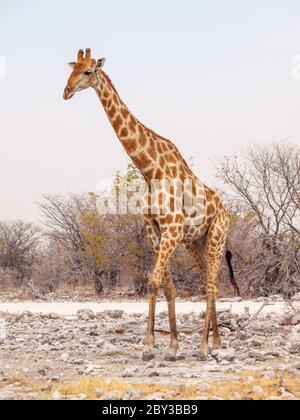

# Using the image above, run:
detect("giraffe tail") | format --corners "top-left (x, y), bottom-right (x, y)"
top-left (225, 250), bottom-right (241, 297)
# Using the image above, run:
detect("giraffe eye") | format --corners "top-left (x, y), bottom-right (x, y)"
top-left (84, 71), bottom-right (93, 76)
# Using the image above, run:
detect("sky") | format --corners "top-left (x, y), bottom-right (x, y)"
top-left (0, 0), bottom-right (299, 223)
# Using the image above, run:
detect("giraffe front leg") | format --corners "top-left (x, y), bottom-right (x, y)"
top-left (142, 221), bottom-right (183, 362)
top-left (163, 268), bottom-right (179, 362)
top-left (143, 295), bottom-right (157, 361)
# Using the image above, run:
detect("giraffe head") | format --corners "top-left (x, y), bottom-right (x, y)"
top-left (63, 49), bottom-right (106, 100)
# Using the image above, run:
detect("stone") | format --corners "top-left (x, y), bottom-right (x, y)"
top-left (148, 370), bottom-right (160, 378)
top-left (293, 363), bottom-right (300, 371)
top-left (68, 394), bottom-right (87, 401)
top-left (252, 386), bottom-right (264, 395)
top-left (104, 310), bottom-right (124, 320)
top-left (102, 344), bottom-right (119, 356)
top-left (122, 368), bottom-right (139, 378)
top-left (291, 314), bottom-right (300, 326)
top-left (280, 391), bottom-right (297, 400)
top-left (289, 343), bottom-right (300, 354)
top-left (147, 393), bottom-right (165, 401)
top-left (230, 393), bottom-right (241, 400)
top-left (95, 388), bottom-right (103, 398)
top-left (262, 371), bottom-right (276, 380)
top-left (211, 348), bottom-right (235, 362)
top-left (48, 313), bottom-right (60, 320)
top-left (104, 392), bottom-right (120, 400)
top-left (123, 391), bottom-right (141, 400)
top-left (248, 351), bottom-right (268, 362)
top-left (60, 353), bottom-right (69, 362)
top-left (292, 293), bottom-right (300, 301)
top-left (52, 391), bottom-right (63, 401)
top-left (84, 365), bottom-right (96, 375)
top-left (197, 383), bottom-right (211, 392)
top-left (77, 309), bottom-right (95, 320)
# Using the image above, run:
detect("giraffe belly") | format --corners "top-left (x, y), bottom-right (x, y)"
top-left (183, 222), bottom-right (208, 242)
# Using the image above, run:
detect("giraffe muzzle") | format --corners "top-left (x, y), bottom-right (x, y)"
top-left (63, 86), bottom-right (75, 100)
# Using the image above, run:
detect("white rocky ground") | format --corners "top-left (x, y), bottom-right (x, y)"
top-left (0, 299), bottom-right (297, 316)
top-left (0, 295), bottom-right (300, 400)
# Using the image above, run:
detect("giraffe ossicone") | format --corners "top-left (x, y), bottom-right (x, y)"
top-left (64, 48), bottom-right (240, 362)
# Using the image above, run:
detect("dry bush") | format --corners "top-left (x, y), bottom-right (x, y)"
top-left (217, 140), bottom-right (300, 297)
top-left (0, 221), bottom-right (40, 289)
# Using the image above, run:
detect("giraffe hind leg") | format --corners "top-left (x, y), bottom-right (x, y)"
top-left (186, 240), bottom-right (220, 356)
top-left (199, 209), bottom-right (229, 359)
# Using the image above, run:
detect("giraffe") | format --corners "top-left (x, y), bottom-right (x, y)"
top-left (63, 49), bottom-right (240, 361)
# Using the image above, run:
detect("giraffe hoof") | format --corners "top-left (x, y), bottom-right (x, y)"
top-left (196, 352), bottom-right (208, 362)
top-left (142, 352), bottom-right (155, 362)
top-left (164, 354), bottom-right (177, 363)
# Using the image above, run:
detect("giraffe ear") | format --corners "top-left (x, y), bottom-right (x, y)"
top-left (68, 62), bottom-right (76, 69)
top-left (96, 58), bottom-right (106, 69)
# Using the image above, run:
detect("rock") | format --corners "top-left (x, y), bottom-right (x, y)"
top-left (68, 394), bottom-right (87, 401)
top-left (104, 392), bottom-right (120, 401)
top-left (293, 363), bottom-right (300, 371)
top-left (291, 314), bottom-right (300, 326)
top-left (292, 293), bottom-right (300, 301)
top-left (249, 338), bottom-right (263, 348)
top-left (197, 383), bottom-right (211, 392)
top-left (74, 359), bottom-right (84, 365)
top-left (52, 391), bottom-right (63, 401)
top-left (158, 312), bottom-right (168, 320)
top-left (280, 391), bottom-right (297, 400)
top-left (148, 370), bottom-right (160, 378)
top-left (265, 350), bottom-right (280, 357)
top-left (84, 365), bottom-right (96, 375)
top-left (95, 388), bottom-right (103, 398)
top-left (102, 344), bottom-right (119, 356)
top-left (123, 391), bottom-right (141, 400)
top-left (96, 340), bottom-right (106, 348)
top-left (60, 353), bottom-right (69, 362)
top-left (145, 361), bottom-right (156, 369)
top-left (252, 386), bottom-right (264, 396)
top-left (248, 351), bottom-right (268, 362)
top-left (262, 371), bottom-right (276, 380)
top-left (230, 393), bottom-right (241, 400)
top-left (245, 376), bottom-right (255, 385)
top-left (25, 392), bottom-right (40, 399)
top-left (77, 309), bottom-right (95, 320)
top-left (147, 393), bottom-right (165, 401)
top-left (48, 313), bottom-right (60, 320)
top-left (289, 344), bottom-right (300, 354)
top-left (38, 369), bottom-right (47, 376)
top-left (211, 348), bottom-right (235, 362)
top-left (103, 310), bottom-right (124, 320)
top-left (122, 368), bottom-right (139, 378)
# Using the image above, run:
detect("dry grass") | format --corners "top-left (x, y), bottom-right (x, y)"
top-left (1, 371), bottom-right (299, 400)
top-left (53, 372), bottom-right (300, 400)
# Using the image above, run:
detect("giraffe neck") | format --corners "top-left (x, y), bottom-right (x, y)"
top-left (94, 71), bottom-right (164, 183)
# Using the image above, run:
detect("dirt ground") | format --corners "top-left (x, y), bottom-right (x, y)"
top-left (0, 295), bottom-right (300, 400)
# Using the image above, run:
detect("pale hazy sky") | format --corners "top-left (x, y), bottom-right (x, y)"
top-left (0, 0), bottom-right (299, 223)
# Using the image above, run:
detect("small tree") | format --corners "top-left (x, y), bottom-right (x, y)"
top-left (0, 221), bottom-right (40, 280)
